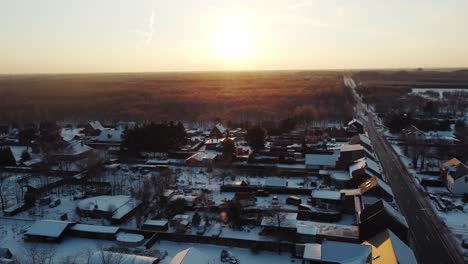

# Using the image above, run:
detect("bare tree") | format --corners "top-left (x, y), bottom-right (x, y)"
top-left (20, 245), bottom-right (57, 264)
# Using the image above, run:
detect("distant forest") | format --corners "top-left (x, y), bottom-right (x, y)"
top-left (0, 71), bottom-right (354, 124)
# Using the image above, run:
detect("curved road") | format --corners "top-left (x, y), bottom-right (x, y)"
top-left (344, 77), bottom-right (465, 264)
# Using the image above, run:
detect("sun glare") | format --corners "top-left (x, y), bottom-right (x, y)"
top-left (210, 23), bottom-right (253, 62)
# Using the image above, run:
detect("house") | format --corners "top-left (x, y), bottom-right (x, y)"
top-left (305, 152), bottom-right (340, 170)
top-left (349, 133), bottom-right (373, 152)
top-left (440, 158), bottom-right (461, 178)
top-left (446, 162), bottom-right (468, 194)
top-left (309, 190), bottom-right (343, 210)
top-left (327, 171), bottom-right (351, 188)
top-left (88, 251), bottom-right (159, 264)
top-left (349, 158), bottom-right (382, 186)
top-left (170, 214), bottom-right (191, 232)
top-left (51, 140), bottom-right (98, 172)
top-left (234, 192), bottom-right (257, 207)
top-left (142, 220), bottom-right (169, 232)
top-left (185, 151), bottom-right (218, 167)
top-left (346, 119), bottom-right (364, 135)
top-left (23, 220), bottom-right (75, 242)
top-left (76, 195), bottom-right (142, 224)
top-left (336, 144), bottom-right (365, 169)
top-left (401, 125), bottom-right (425, 143)
top-left (359, 200), bottom-right (409, 243)
top-left (359, 177), bottom-right (394, 203)
top-left (209, 123), bottom-right (227, 138)
top-left (83, 121), bottom-right (105, 136)
top-left (302, 243), bottom-right (322, 264)
top-left (94, 128), bottom-right (124, 143)
top-left (170, 247), bottom-right (208, 264)
top-left (321, 240), bottom-right (371, 264)
top-left (362, 229), bottom-right (417, 264)
top-left (69, 224), bottom-right (120, 241)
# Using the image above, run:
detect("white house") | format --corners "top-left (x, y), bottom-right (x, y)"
top-left (446, 163), bottom-right (468, 195)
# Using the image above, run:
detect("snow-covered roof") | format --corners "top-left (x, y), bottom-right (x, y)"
top-left (263, 178), bottom-right (288, 187)
top-left (360, 177), bottom-right (394, 198)
top-left (116, 232), bottom-right (144, 243)
top-left (341, 144), bottom-right (364, 152)
top-left (187, 151), bottom-right (218, 162)
top-left (60, 128), bottom-right (84, 141)
top-left (303, 243), bottom-right (322, 261)
top-left (347, 118), bottom-right (363, 127)
top-left (305, 152), bottom-right (339, 166)
top-left (143, 219), bottom-right (168, 226)
top-left (88, 251), bottom-right (158, 264)
top-left (381, 201), bottom-right (408, 228)
top-left (59, 141), bottom-right (93, 156)
top-left (89, 121), bottom-right (105, 131)
top-left (359, 134), bottom-right (372, 147)
top-left (311, 190), bottom-right (342, 200)
top-left (321, 240), bottom-right (371, 264)
top-left (70, 224), bottom-right (119, 234)
top-left (363, 229), bottom-right (417, 264)
top-left (78, 195), bottom-right (132, 212)
top-left (95, 128), bottom-right (123, 142)
top-left (214, 123), bottom-right (226, 134)
top-left (170, 247), bottom-right (208, 264)
top-left (25, 220), bottom-right (74, 238)
top-left (261, 213), bottom-right (298, 228)
top-left (330, 170), bottom-right (351, 181)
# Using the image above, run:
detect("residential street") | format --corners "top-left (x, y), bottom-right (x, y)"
top-left (344, 77), bottom-right (465, 264)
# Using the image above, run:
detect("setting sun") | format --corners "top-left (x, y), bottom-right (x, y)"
top-left (210, 23), bottom-right (253, 62)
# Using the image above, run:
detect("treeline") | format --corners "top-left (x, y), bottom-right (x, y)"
top-left (122, 122), bottom-right (186, 155)
top-left (0, 71), bottom-right (354, 123)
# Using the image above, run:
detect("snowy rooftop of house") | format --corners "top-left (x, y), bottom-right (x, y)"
top-left (305, 152), bottom-right (339, 166)
top-left (360, 177), bottom-right (394, 197)
top-left (297, 220), bottom-right (359, 239)
top-left (263, 178), bottom-right (288, 187)
top-left (359, 134), bottom-right (372, 146)
top-left (303, 243), bottom-right (322, 261)
top-left (187, 151), bottom-right (218, 161)
top-left (89, 121), bottom-right (105, 131)
top-left (330, 170), bottom-right (351, 181)
top-left (25, 220), bottom-right (74, 238)
top-left (311, 190), bottom-right (342, 200)
top-left (143, 219), bottom-right (168, 226)
top-left (214, 123), bottom-right (226, 134)
top-left (88, 251), bottom-right (158, 264)
top-left (60, 128), bottom-right (84, 141)
top-left (363, 229), bottom-right (417, 264)
top-left (59, 140), bottom-right (92, 156)
top-left (95, 128), bottom-right (123, 142)
top-left (170, 247), bottom-right (208, 264)
top-left (321, 240), bottom-right (371, 264)
top-left (261, 213), bottom-right (298, 228)
top-left (70, 224), bottom-right (119, 234)
top-left (341, 144), bottom-right (364, 152)
top-left (347, 118), bottom-right (363, 127)
top-left (78, 195), bottom-right (132, 212)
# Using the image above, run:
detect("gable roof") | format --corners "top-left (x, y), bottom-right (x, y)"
top-left (89, 121), bottom-right (105, 131)
top-left (360, 177), bottom-right (394, 198)
top-left (170, 248), bottom-right (208, 264)
top-left (441, 158), bottom-right (461, 170)
top-left (321, 240), bottom-right (371, 264)
top-left (451, 163), bottom-right (468, 180)
top-left (363, 229), bottom-right (417, 264)
top-left (88, 251), bottom-right (158, 264)
top-left (305, 152), bottom-right (340, 166)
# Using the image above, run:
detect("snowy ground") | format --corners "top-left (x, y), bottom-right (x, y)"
top-left (388, 141), bottom-right (468, 254)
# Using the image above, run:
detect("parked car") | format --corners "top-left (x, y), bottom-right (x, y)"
top-left (271, 196), bottom-right (279, 206)
top-left (298, 203), bottom-right (312, 211)
top-left (286, 196), bottom-right (302, 206)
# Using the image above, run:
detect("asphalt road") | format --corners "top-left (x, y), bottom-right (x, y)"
top-left (344, 77), bottom-right (465, 264)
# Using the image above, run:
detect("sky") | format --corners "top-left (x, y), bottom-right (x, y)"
top-left (1, 0), bottom-right (468, 74)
